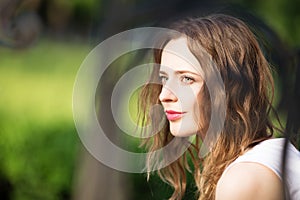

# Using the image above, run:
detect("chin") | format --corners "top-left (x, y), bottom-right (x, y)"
top-left (169, 118), bottom-right (199, 137)
top-left (170, 129), bottom-right (196, 137)
top-left (169, 122), bottom-right (198, 137)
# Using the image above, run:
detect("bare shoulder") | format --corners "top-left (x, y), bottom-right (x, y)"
top-left (216, 162), bottom-right (284, 200)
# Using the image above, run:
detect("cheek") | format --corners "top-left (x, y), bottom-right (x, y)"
top-left (189, 87), bottom-right (202, 123)
top-left (178, 88), bottom-right (196, 101)
top-left (178, 85), bottom-right (202, 108)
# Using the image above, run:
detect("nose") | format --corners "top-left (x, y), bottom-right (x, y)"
top-left (159, 86), bottom-right (178, 103)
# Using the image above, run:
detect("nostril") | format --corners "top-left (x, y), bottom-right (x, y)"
top-left (159, 87), bottom-right (178, 102)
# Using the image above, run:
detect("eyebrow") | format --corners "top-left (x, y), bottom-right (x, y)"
top-left (159, 70), bottom-right (202, 76)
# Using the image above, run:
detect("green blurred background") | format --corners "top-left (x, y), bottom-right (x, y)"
top-left (0, 0), bottom-right (299, 199)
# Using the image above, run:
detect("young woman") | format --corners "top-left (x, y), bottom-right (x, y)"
top-left (138, 14), bottom-right (300, 200)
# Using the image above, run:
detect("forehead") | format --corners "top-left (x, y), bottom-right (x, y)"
top-left (160, 37), bottom-right (203, 75)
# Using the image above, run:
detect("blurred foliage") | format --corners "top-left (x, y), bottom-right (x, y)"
top-left (0, 39), bottom-right (90, 199)
top-left (231, 0), bottom-right (300, 46)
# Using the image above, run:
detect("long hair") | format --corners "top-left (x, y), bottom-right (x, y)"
top-left (138, 14), bottom-right (277, 200)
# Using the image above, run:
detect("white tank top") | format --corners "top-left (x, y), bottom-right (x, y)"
top-left (223, 138), bottom-right (300, 200)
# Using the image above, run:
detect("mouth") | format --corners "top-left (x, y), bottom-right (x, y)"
top-left (165, 110), bottom-right (186, 121)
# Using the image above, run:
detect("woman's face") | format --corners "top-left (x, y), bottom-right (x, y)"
top-left (159, 37), bottom-right (204, 137)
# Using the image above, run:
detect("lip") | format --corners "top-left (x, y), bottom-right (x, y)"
top-left (165, 110), bottom-right (186, 121)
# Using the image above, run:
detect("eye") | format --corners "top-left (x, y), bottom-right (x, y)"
top-left (159, 75), bottom-right (168, 85)
top-left (181, 75), bottom-right (195, 84)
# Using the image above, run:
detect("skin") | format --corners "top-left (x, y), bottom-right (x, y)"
top-left (216, 162), bottom-right (284, 200)
top-left (159, 37), bottom-right (204, 137)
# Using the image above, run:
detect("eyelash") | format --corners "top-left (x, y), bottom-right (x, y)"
top-left (159, 75), bottom-right (195, 85)
top-left (181, 76), bottom-right (195, 84)
top-left (159, 75), bottom-right (168, 84)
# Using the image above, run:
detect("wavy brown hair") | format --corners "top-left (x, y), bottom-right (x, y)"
top-left (138, 14), bottom-right (278, 200)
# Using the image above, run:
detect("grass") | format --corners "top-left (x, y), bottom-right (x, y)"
top-left (0, 38), bottom-right (91, 200)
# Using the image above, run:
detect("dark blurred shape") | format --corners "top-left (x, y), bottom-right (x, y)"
top-left (293, 50), bottom-right (300, 146)
top-left (37, 0), bottom-right (96, 39)
top-left (284, 48), bottom-right (300, 147)
top-left (45, 0), bottom-right (72, 33)
top-left (0, 172), bottom-right (13, 200)
top-left (0, 0), bottom-right (42, 48)
top-left (10, 12), bottom-right (42, 47)
top-left (281, 48), bottom-right (300, 200)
